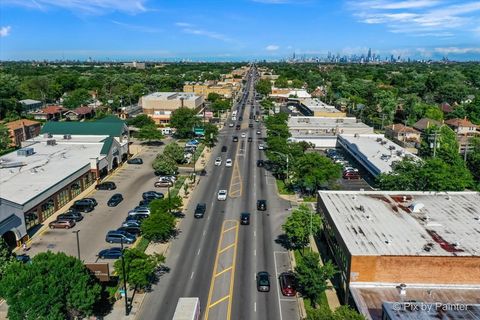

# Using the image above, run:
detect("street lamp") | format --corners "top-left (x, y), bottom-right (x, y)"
top-left (120, 238), bottom-right (129, 316)
top-left (193, 148), bottom-right (197, 183)
top-left (270, 151), bottom-right (289, 184)
top-left (167, 184), bottom-right (172, 214)
top-left (72, 230), bottom-right (81, 260)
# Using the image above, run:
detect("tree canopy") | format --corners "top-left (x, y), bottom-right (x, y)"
top-left (114, 248), bottom-right (165, 289)
top-left (137, 124), bottom-right (164, 142)
top-left (282, 204), bottom-right (322, 250)
top-left (170, 107), bottom-right (200, 138)
top-left (164, 142), bottom-right (185, 163)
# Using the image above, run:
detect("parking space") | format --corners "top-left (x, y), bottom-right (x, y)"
top-left (273, 251), bottom-right (300, 320)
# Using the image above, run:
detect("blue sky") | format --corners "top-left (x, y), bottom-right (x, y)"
top-left (1, 0), bottom-right (480, 61)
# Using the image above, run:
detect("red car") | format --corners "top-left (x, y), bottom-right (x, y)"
top-left (279, 272), bottom-right (297, 297)
top-left (343, 171), bottom-right (360, 180)
top-left (49, 219), bottom-right (76, 229)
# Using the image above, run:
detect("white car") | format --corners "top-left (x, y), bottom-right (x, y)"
top-left (217, 190), bottom-right (227, 201)
top-left (214, 157), bottom-right (222, 166)
top-left (241, 133), bottom-right (246, 138)
top-left (256, 130), bottom-right (261, 135)
top-left (258, 144), bottom-right (265, 150)
top-left (229, 123), bottom-right (234, 127)
top-left (225, 159), bottom-right (232, 167)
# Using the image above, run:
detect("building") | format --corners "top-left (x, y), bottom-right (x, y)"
top-left (30, 105), bottom-right (68, 121)
top-left (412, 118), bottom-right (442, 132)
top-left (317, 190), bottom-right (480, 319)
top-left (288, 116), bottom-right (374, 148)
top-left (337, 134), bottom-right (418, 177)
top-left (123, 61), bottom-right (146, 69)
top-left (64, 106), bottom-right (95, 121)
top-left (384, 123), bottom-right (421, 152)
top-left (269, 88), bottom-right (311, 102)
top-left (140, 92), bottom-right (205, 125)
top-left (445, 118), bottom-right (478, 136)
top-left (4, 119), bottom-right (42, 147)
top-left (19, 99), bottom-right (43, 113)
top-left (0, 117), bottom-right (129, 248)
top-left (297, 98), bottom-right (346, 117)
top-left (183, 81), bottom-right (240, 99)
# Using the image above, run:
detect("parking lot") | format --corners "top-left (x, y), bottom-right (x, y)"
top-left (24, 143), bottom-right (166, 268)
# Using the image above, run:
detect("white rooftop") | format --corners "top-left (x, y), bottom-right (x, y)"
top-left (289, 116), bottom-right (368, 128)
top-left (338, 134), bottom-right (418, 175)
top-left (0, 137), bottom-right (105, 205)
top-left (318, 190), bottom-right (480, 257)
top-left (270, 89), bottom-right (311, 99)
top-left (142, 92), bottom-right (199, 101)
top-left (301, 98), bottom-right (340, 112)
top-left (19, 99), bottom-right (42, 105)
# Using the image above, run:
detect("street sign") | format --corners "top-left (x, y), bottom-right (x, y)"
top-left (193, 127), bottom-right (205, 136)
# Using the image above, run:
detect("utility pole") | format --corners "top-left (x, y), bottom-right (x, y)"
top-left (432, 130), bottom-right (439, 158)
top-left (464, 137), bottom-right (469, 163)
top-left (72, 230), bottom-right (81, 260)
top-left (120, 238), bottom-right (129, 316)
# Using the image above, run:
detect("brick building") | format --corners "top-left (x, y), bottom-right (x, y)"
top-left (4, 119), bottom-right (41, 147)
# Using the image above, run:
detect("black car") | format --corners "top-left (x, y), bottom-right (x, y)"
top-left (248, 137), bottom-right (252, 142)
top-left (122, 220), bottom-right (142, 228)
top-left (257, 200), bottom-right (267, 211)
top-left (142, 191), bottom-right (164, 200)
top-left (107, 193), bottom-right (123, 207)
top-left (98, 247), bottom-right (123, 259)
top-left (256, 271), bottom-right (270, 292)
top-left (194, 203), bottom-right (207, 218)
top-left (95, 181), bottom-right (117, 190)
top-left (139, 199), bottom-right (151, 207)
top-left (16, 254), bottom-right (31, 264)
top-left (257, 160), bottom-right (264, 167)
top-left (221, 146), bottom-right (227, 152)
top-left (70, 200), bottom-right (94, 213)
top-left (125, 213), bottom-right (148, 222)
top-left (233, 136), bottom-right (238, 142)
top-left (127, 158), bottom-right (143, 164)
top-left (58, 210), bottom-right (84, 222)
top-left (83, 198), bottom-right (98, 206)
top-left (117, 226), bottom-right (141, 235)
top-left (249, 123), bottom-right (253, 128)
top-left (239, 116), bottom-right (243, 121)
top-left (240, 212), bottom-right (250, 225)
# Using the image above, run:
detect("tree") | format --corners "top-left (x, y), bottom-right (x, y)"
top-left (211, 99), bottom-right (230, 113)
top-left (255, 79), bottom-right (272, 96)
top-left (207, 92), bottom-right (221, 102)
top-left (467, 137), bottom-right (480, 185)
top-left (204, 123), bottom-right (219, 147)
top-left (150, 196), bottom-right (183, 213)
top-left (170, 107), bottom-right (200, 138)
top-left (0, 124), bottom-right (11, 151)
top-left (63, 88), bottom-right (91, 109)
top-left (419, 125), bottom-right (460, 164)
top-left (164, 142), bottom-right (185, 163)
top-left (0, 238), bottom-right (15, 277)
top-left (141, 210), bottom-right (176, 242)
top-left (114, 248), bottom-right (165, 289)
top-left (0, 251), bottom-right (101, 319)
top-left (152, 157), bottom-right (178, 175)
top-left (294, 251), bottom-right (337, 308)
top-left (282, 204), bottom-right (322, 250)
top-left (274, 77), bottom-right (289, 88)
top-left (126, 114), bottom-right (155, 128)
top-left (137, 124), bottom-right (163, 142)
top-left (307, 305), bottom-right (365, 320)
top-left (293, 153), bottom-right (342, 194)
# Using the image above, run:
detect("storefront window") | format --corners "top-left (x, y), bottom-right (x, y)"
top-left (57, 188), bottom-right (70, 208)
top-left (71, 181), bottom-right (81, 197)
top-left (25, 210), bottom-right (39, 230)
top-left (41, 199), bottom-right (55, 219)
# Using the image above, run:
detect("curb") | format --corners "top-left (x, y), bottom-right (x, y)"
top-left (289, 250), bottom-right (307, 320)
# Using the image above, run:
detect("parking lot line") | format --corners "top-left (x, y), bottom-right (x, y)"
top-left (274, 251), bottom-right (284, 320)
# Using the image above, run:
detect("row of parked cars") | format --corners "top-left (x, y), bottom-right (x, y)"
top-left (48, 197), bottom-right (99, 229)
top-left (326, 149), bottom-right (361, 180)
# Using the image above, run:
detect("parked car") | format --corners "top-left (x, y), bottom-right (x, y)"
top-left (217, 190), bottom-right (227, 201)
top-left (117, 226), bottom-right (141, 235)
top-left (158, 175), bottom-right (177, 182)
top-left (98, 247), bottom-right (123, 259)
top-left (105, 230), bottom-right (136, 244)
top-left (343, 171), bottom-right (361, 180)
top-left (233, 136), bottom-right (238, 142)
top-left (240, 212), bottom-right (250, 225)
top-left (95, 181), bottom-right (117, 190)
top-left (236, 124), bottom-right (241, 130)
top-left (83, 198), bottom-right (98, 207)
top-left (343, 167), bottom-right (359, 173)
top-left (256, 271), bottom-right (270, 292)
top-left (107, 193), bottom-right (124, 207)
top-left (139, 199), bottom-right (151, 207)
top-left (16, 254), bottom-right (31, 264)
top-left (225, 159), bottom-right (233, 167)
top-left (49, 219), bottom-right (76, 229)
top-left (257, 200), bottom-right (267, 211)
top-left (142, 191), bottom-right (164, 200)
top-left (194, 203), bottom-right (207, 218)
top-left (129, 207), bottom-right (151, 215)
top-left (122, 219), bottom-right (142, 228)
top-left (229, 123), bottom-right (234, 127)
top-left (155, 180), bottom-right (173, 188)
top-left (279, 272), bottom-right (297, 296)
top-left (214, 157), bottom-right (222, 166)
top-left (127, 158), bottom-right (143, 164)
top-left (57, 211), bottom-right (84, 222)
top-left (125, 214), bottom-right (148, 222)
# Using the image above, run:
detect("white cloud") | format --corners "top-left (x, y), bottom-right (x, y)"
top-left (266, 44), bottom-right (280, 51)
top-left (434, 47), bottom-right (480, 54)
top-left (252, 0), bottom-right (293, 3)
top-left (175, 23), bottom-right (234, 42)
top-left (2, 0), bottom-right (147, 14)
top-left (0, 26), bottom-right (11, 37)
top-left (348, 0), bottom-right (480, 37)
top-left (111, 20), bottom-right (162, 33)
top-left (175, 22), bottom-right (193, 27)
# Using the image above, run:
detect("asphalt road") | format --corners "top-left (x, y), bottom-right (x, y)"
top-left (137, 68), bottom-right (300, 320)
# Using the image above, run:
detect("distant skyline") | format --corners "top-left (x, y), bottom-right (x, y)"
top-left (1, 0), bottom-right (480, 61)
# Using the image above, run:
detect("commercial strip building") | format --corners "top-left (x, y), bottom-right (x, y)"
top-left (139, 92), bottom-right (205, 125)
top-left (0, 117), bottom-right (129, 247)
top-left (269, 88), bottom-right (311, 102)
top-left (287, 116), bottom-right (374, 148)
top-left (297, 98), bottom-right (347, 117)
top-left (316, 190), bottom-right (480, 320)
top-left (183, 81), bottom-right (240, 99)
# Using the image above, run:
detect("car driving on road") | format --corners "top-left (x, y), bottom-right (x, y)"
top-left (214, 157), bottom-right (222, 166)
top-left (225, 159), bottom-right (233, 167)
top-left (256, 271), bottom-right (270, 292)
top-left (240, 212), bottom-right (250, 225)
top-left (194, 203), bottom-right (207, 218)
top-left (217, 190), bottom-right (227, 201)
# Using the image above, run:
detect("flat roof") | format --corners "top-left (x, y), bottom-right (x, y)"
top-left (0, 137), bottom-right (105, 205)
top-left (288, 116), bottom-right (371, 129)
top-left (349, 283), bottom-right (480, 320)
top-left (300, 98), bottom-right (340, 112)
top-left (318, 190), bottom-right (480, 257)
top-left (142, 92), bottom-right (200, 101)
top-left (338, 134), bottom-right (418, 175)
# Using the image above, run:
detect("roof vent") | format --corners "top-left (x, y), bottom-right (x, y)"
top-left (410, 202), bottom-right (425, 213)
top-left (46, 139), bottom-right (56, 146)
top-left (385, 239), bottom-right (392, 245)
top-left (17, 148), bottom-right (34, 157)
top-left (43, 133), bottom-right (52, 138)
top-left (397, 284), bottom-right (407, 295)
top-left (63, 134), bottom-right (72, 140)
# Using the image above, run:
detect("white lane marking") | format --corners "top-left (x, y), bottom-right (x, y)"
top-left (254, 231), bottom-right (256, 238)
top-left (254, 302), bottom-right (257, 312)
top-left (254, 249), bottom-right (256, 256)
top-left (273, 252), bottom-right (284, 320)
top-left (190, 272), bottom-right (195, 279)
top-left (203, 230), bottom-right (206, 237)
top-left (197, 248), bottom-right (201, 256)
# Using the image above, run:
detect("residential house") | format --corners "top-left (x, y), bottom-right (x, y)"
top-left (412, 118), bottom-right (442, 132)
top-left (19, 99), bottom-right (42, 113)
top-left (440, 102), bottom-right (453, 114)
top-left (4, 119), bottom-right (42, 147)
top-left (30, 105), bottom-right (68, 121)
top-left (385, 123), bottom-right (421, 152)
top-left (64, 106), bottom-right (95, 121)
top-left (445, 117), bottom-right (478, 154)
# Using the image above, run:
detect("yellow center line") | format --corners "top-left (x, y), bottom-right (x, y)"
top-left (209, 295), bottom-right (230, 309)
top-left (219, 243), bottom-right (236, 254)
top-left (226, 221), bottom-right (240, 320)
top-left (222, 226), bottom-right (238, 233)
top-left (214, 266), bottom-right (233, 278)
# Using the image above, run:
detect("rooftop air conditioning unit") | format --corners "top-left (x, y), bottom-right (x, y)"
top-left (43, 133), bottom-right (52, 138)
top-left (17, 148), bottom-right (34, 157)
top-left (46, 139), bottom-right (56, 146)
top-left (63, 134), bottom-right (71, 140)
